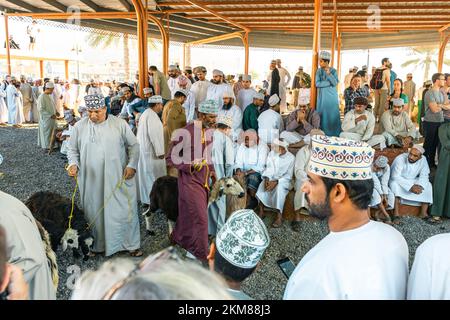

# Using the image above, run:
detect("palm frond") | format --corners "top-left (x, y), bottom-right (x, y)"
top-left (401, 58), bottom-right (421, 68)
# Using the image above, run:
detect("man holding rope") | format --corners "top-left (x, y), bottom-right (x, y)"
top-left (67, 94), bottom-right (142, 257)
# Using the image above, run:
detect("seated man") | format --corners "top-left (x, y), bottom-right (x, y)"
top-left (370, 156), bottom-right (395, 224)
top-left (281, 97), bottom-right (320, 150)
top-left (242, 92), bottom-right (264, 131)
top-left (59, 110), bottom-right (78, 156)
top-left (256, 138), bottom-right (295, 228)
top-left (389, 145), bottom-right (432, 221)
top-left (235, 129), bottom-right (269, 209)
top-left (258, 94), bottom-right (284, 145)
top-left (381, 98), bottom-right (418, 148)
top-left (214, 209), bottom-right (270, 300)
top-left (340, 96), bottom-right (386, 150)
top-left (292, 129), bottom-right (324, 232)
top-left (128, 87), bottom-right (153, 119)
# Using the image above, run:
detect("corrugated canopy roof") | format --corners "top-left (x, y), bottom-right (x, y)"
top-left (1, 0), bottom-right (449, 49)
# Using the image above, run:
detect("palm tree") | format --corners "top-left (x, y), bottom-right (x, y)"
top-left (401, 46), bottom-right (450, 81)
top-left (86, 32), bottom-right (157, 81)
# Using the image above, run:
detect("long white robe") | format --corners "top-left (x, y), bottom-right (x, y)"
top-left (408, 233), bottom-right (450, 300)
top-left (256, 150), bottom-right (294, 212)
top-left (389, 153), bottom-right (433, 206)
top-left (0, 191), bottom-right (56, 300)
top-left (370, 166), bottom-right (395, 209)
top-left (340, 110), bottom-right (386, 149)
top-left (60, 124), bottom-right (74, 155)
top-left (37, 93), bottom-right (57, 149)
top-left (6, 84), bottom-right (25, 125)
top-left (258, 109), bottom-right (284, 145)
top-left (208, 130), bottom-right (235, 235)
top-left (278, 66), bottom-right (291, 112)
top-left (52, 83), bottom-right (63, 117)
top-left (70, 84), bottom-right (83, 115)
top-left (235, 142), bottom-right (269, 174)
top-left (294, 147), bottom-right (310, 211)
top-left (0, 86), bottom-right (8, 123)
top-left (31, 86), bottom-right (42, 123)
top-left (206, 83), bottom-right (232, 108)
top-left (20, 82), bottom-right (33, 122)
top-left (182, 90), bottom-right (197, 122)
top-left (218, 104), bottom-right (243, 144)
top-left (136, 108), bottom-right (167, 205)
top-left (380, 110), bottom-right (419, 146)
top-left (237, 88), bottom-right (257, 112)
top-left (284, 221), bottom-right (409, 300)
top-left (67, 116), bottom-right (141, 256)
top-left (190, 80), bottom-right (210, 106)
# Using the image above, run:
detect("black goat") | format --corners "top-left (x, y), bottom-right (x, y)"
top-left (25, 191), bottom-right (93, 261)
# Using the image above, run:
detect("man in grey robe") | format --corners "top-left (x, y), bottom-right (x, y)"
top-left (19, 76), bottom-right (34, 123)
top-left (37, 81), bottom-right (57, 150)
top-left (0, 190), bottom-right (56, 300)
top-left (67, 94), bottom-right (142, 257)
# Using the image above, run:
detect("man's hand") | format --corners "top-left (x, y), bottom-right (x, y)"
top-left (402, 136), bottom-right (413, 148)
top-left (157, 155), bottom-right (165, 159)
top-left (51, 115), bottom-right (57, 119)
top-left (297, 110), bottom-right (306, 123)
top-left (5, 264), bottom-right (29, 300)
top-left (236, 169), bottom-right (245, 179)
top-left (355, 115), bottom-right (367, 123)
top-left (210, 171), bottom-right (217, 185)
top-left (67, 165), bottom-right (78, 177)
top-left (265, 180), bottom-right (278, 192)
top-left (192, 159), bottom-right (204, 171)
top-left (123, 167), bottom-right (136, 180)
top-left (410, 185), bottom-right (423, 194)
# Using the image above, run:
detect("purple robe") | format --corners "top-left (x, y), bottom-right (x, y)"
top-left (166, 121), bottom-right (215, 261)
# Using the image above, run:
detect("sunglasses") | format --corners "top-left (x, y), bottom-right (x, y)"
top-left (102, 247), bottom-right (180, 300)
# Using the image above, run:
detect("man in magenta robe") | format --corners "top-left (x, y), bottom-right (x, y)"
top-left (166, 99), bottom-right (218, 261)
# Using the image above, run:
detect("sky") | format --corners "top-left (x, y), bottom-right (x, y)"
top-left (1, 17), bottom-right (448, 88)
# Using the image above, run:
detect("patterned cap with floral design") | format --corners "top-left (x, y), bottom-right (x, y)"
top-left (216, 209), bottom-right (270, 269)
top-left (198, 99), bottom-right (219, 115)
top-left (84, 94), bottom-right (106, 109)
top-left (308, 135), bottom-right (374, 180)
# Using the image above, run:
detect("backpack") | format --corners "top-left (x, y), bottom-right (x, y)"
top-left (370, 68), bottom-right (385, 90)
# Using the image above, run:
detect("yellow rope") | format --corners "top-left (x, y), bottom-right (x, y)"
top-left (68, 176), bottom-right (78, 229)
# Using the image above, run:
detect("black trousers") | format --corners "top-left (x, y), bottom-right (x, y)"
top-left (422, 121), bottom-right (442, 168)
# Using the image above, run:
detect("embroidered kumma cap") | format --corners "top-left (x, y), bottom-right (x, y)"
top-left (308, 135), bottom-right (374, 180)
top-left (198, 99), bottom-right (219, 115)
top-left (216, 209), bottom-right (270, 269)
top-left (84, 94), bottom-right (106, 109)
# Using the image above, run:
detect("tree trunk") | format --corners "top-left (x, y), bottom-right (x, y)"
top-left (123, 33), bottom-right (130, 82)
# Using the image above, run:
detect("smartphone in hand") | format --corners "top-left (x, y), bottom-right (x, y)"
top-left (277, 257), bottom-right (296, 279)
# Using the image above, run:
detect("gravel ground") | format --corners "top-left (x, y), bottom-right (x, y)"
top-left (1, 125), bottom-right (449, 300)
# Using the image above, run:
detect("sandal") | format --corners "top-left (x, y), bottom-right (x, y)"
top-left (87, 251), bottom-right (104, 257)
top-left (425, 217), bottom-right (442, 225)
top-left (291, 221), bottom-right (301, 232)
top-left (391, 216), bottom-right (401, 225)
top-left (272, 219), bottom-right (282, 228)
top-left (129, 249), bottom-right (143, 257)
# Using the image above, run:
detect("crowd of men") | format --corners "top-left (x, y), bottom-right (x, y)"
top-left (1, 51), bottom-right (450, 300)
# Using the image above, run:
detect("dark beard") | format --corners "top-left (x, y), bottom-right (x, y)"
top-left (222, 102), bottom-right (232, 110)
top-left (306, 193), bottom-right (332, 221)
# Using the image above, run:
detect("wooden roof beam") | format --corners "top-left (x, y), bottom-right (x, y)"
top-left (201, 12), bottom-right (450, 18)
top-left (41, 0), bottom-right (67, 12)
top-left (439, 23), bottom-right (450, 32)
top-left (4, 0), bottom-right (47, 12)
top-left (118, 0), bottom-right (133, 12)
top-left (186, 31), bottom-right (244, 45)
top-left (181, 0), bottom-right (250, 32)
top-left (159, 0), bottom-right (445, 6)
top-left (79, 0), bottom-right (104, 12)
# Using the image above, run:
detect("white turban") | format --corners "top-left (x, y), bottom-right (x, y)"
top-left (45, 81), bottom-right (55, 89)
top-left (273, 138), bottom-right (289, 150)
top-left (242, 74), bottom-right (251, 81)
top-left (212, 69), bottom-right (224, 77)
top-left (268, 94), bottom-right (280, 107)
top-left (392, 98), bottom-right (404, 107)
top-left (412, 144), bottom-right (425, 155)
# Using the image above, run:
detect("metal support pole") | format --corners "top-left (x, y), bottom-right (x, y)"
top-left (310, 0), bottom-right (322, 109)
top-left (242, 32), bottom-right (249, 75)
top-left (4, 14), bottom-right (12, 75)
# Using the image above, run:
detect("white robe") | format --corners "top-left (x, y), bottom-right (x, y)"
top-left (218, 104), bottom-right (243, 144)
top-left (182, 90), bottom-right (197, 122)
top-left (67, 116), bottom-right (141, 256)
top-left (389, 153), bottom-right (433, 206)
top-left (340, 110), bottom-right (386, 149)
top-left (408, 233), bottom-right (450, 300)
top-left (294, 147), bottom-right (310, 211)
top-left (31, 86), bottom-right (42, 122)
top-left (0, 86), bottom-right (8, 123)
top-left (60, 124), bottom-right (74, 155)
top-left (256, 150), bottom-right (294, 212)
top-left (370, 166), bottom-right (395, 209)
top-left (208, 130), bottom-right (235, 235)
top-left (0, 191), bottom-right (56, 300)
top-left (235, 142), bottom-right (269, 173)
top-left (278, 66), bottom-right (291, 112)
top-left (6, 84), bottom-right (25, 125)
top-left (70, 84), bottom-right (83, 114)
top-left (136, 108), bottom-right (167, 205)
top-left (190, 80), bottom-right (210, 106)
top-left (52, 83), bottom-right (64, 116)
top-left (284, 221), bottom-right (409, 300)
top-left (37, 93), bottom-right (57, 149)
top-left (206, 83), bottom-right (232, 108)
top-left (237, 88), bottom-right (257, 112)
top-left (258, 109), bottom-right (284, 145)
